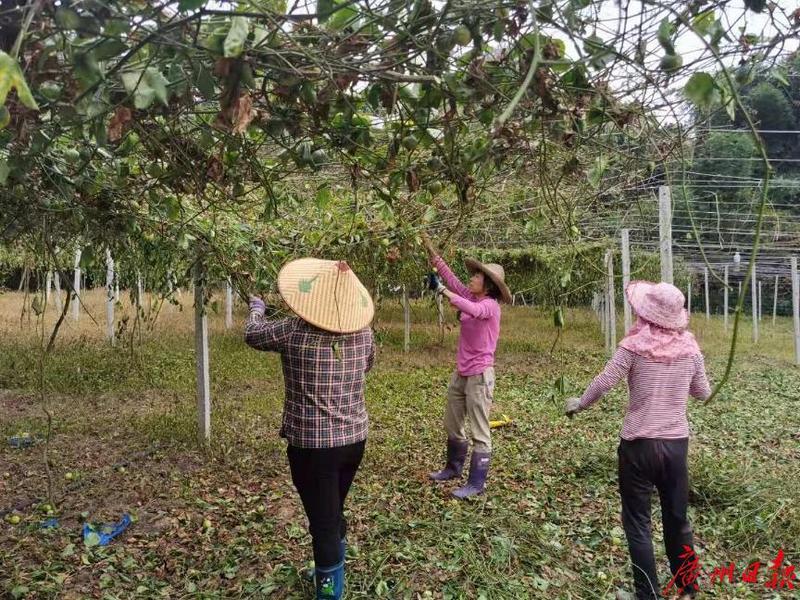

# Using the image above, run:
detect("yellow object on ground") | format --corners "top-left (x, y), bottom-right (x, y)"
top-left (489, 414), bottom-right (513, 429)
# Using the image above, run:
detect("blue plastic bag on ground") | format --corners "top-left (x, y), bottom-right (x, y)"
top-left (83, 513), bottom-right (132, 547)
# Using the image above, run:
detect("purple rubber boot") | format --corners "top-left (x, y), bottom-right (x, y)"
top-left (429, 438), bottom-right (469, 481)
top-left (452, 452), bottom-right (490, 499)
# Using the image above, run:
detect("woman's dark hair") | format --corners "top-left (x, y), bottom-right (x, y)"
top-left (483, 277), bottom-right (501, 300)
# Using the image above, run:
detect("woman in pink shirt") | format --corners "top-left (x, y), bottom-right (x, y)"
top-left (565, 281), bottom-right (711, 600)
top-left (422, 233), bottom-right (512, 499)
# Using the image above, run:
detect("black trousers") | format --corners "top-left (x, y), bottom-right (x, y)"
top-left (287, 440), bottom-right (366, 568)
top-left (618, 438), bottom-right (695, 600)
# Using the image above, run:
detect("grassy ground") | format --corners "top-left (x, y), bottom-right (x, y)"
top-left (1, 289), bottom-right (798, 599)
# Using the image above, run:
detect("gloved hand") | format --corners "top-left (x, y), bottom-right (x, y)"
top-left (249, 295), bottom-right (266, 315)
top-left (564, 397), bottom-right (582, 418)
top-left (435, 281), bottom-right (447, 295)
top-left (426, 272), bottom-right (445, 293)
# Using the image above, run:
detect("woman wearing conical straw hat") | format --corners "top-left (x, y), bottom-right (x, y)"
top-left (245, 258), bottom-right (376, 600)
top-left (421, 233), bottom-right (512, 499)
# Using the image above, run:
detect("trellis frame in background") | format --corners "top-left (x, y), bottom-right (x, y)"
top-left (599, 186), bottom-right (799, 365)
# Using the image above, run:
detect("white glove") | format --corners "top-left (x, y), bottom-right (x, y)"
top-left (564, 397), bottom-right (582, 417)
top-left (435, 282), bottom-right (447, 295)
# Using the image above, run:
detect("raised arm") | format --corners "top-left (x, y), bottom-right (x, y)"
top-left (421, 233), bottom-right (473, 299)
top-left (433, 256), bottom-right (473, 299)
top-left (244, 297), bottom-right (296, 352)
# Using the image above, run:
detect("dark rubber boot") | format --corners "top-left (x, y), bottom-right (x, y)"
top-left (429, 438), bottom-right (469, 481)
top-left (452, 452), bottom-right (490, 499)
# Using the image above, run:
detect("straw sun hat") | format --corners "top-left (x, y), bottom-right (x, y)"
top-left (277, 258), bottom-right (375, 333)
top-left (463, 258), bottom-right (513, 304)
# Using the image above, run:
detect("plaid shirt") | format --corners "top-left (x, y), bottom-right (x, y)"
top-left (245, 309), bottom-right (375, 448)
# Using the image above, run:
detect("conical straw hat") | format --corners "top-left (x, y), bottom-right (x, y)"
top-left (277, 258), bottom-right (375, 333)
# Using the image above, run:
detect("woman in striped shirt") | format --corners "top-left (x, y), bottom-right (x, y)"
top-left (565, 281), bottom-right (711, 600)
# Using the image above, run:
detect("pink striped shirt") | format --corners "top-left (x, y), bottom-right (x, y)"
top-left (579, 347), bottom-right (711, 440)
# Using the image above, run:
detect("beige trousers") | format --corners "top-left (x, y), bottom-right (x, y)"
top-left (444, 367), bottom-right (495, 453)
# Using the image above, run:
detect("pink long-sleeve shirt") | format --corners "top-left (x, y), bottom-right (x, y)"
top-left (434, 256), bottom-right (500, 377)
top-left (579, 347), bottom-right (711, 440)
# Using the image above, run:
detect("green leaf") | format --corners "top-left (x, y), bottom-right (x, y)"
top-left (707, 19), bottom-right (726, 49)
top-left (73, 52), bottom-right (101, 86)
top-left (83, 100), bottom-right (106, 119)
top-left (179, 0), bottom-right (206, 9)
top-left (315, 184), bottom-right (332, 209)
top-left (121, 71), bottom-right (142, 94)
top-left (718, 79), bottom-right (736, 121)
top-left (10, 586), bottom-right (29, 600)
top-left (583, 35), bottom-right (613, 69)
top-left (657, 17), bottom-right (675, 53)
top-left (104, 19), bottom-right (131, 37)
top-left (224, 16), bottom-right (250, 58)
top-left (328, 0), bottom-right (359, 31)
top-left (0, 159), bottom-right (9, 185)
top-left (253, 25), bottom-right (271, 48)
top-left (54, 7), bottom-right (82, 30)
top-left (84, 531), bottom-right (101, 547)
top-left (561, 65), bottom-right (591, 92)
top-left (38, 80), bottom-right (62, 101)
top-left (0, 51), bottom-right (39, 110)
top-left (724, 101), bottom-right (736, 122)
top-left (588, 155), bottom-right (608, 188)
top-left (366, 84), bottom-right (382, 109)
top-left (531, 576), bottom-right (550, 591)
top-left (317, 0), bottom-right (335, 23)
top-left (92, 40), bottom-right (128, 61)
top-left (536, 2), bottom-right (553, 22)
top-left (742, 33), bottom-right (759, 46)
top-left (94, 118), bottom-right (107, 147)
top-left (195, 64), bottom-right (216, 99)
top-left (146, 68), bottom-right (169, 106)
top-left (771, 67), bottom-right (789, 87)
top-left (548, 38), bottom-right (566, 58)
top-left (422, 204), bottom-right (437, 223)
top-left (684, 72), bottom-right (718, 112)
top-left (78, 17), bottom-right (101, 35)
top-left (121, 69), bottom-right (168, 109)
top-left (692, 10), bottom-right (715, 36)
top-left (493, 20), bottom-right (505, 42)
top-left (164, 196), bottom-right (181, 220)
top-left (520, 33), bottom-right (547, 51)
